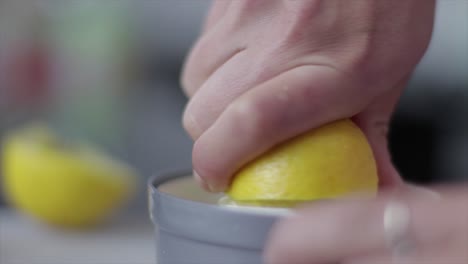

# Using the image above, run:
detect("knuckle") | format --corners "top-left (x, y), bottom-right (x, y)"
top-left (181, 38), bottom-right (213, 97)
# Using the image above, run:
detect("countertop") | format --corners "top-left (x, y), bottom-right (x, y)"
top-left (0, 209), bottom-right (156, 264)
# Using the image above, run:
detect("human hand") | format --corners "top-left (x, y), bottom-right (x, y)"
top-left (182, 0), bottom-right (435, 192)
top-left (265, 185), bottom-right (468, 264)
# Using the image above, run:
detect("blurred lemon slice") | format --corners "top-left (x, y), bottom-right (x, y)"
top-left (226, 119), bottom-right (378, 207)
top-left (2, 123), bottom-right (137, 228)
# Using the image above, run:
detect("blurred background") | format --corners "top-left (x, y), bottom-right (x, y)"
top-left (0, 1), bottom-right (466, 263)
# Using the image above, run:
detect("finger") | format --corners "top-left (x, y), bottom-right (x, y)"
top-left (353, 76), bottom-right (409, 188)
top-left (192, 65), bottom-right (367, 191)
top-left (412, 242), bottom-right (468, 264)
top-left (183, 49), bottom-right (249, 139)
top-left (183, 48), bottom-right (287, 139)
top-left (409, 186), bottom-right (468, 245)
top-left (183, 0), bottom-right (278, 98)
top-left (346, 242), bottom-right (467, 264)
top-left (264, 187), bottom-right (467, 264)
top-left (265, 198), bottom-right (387, 264)
top-left (181, 19), bottom-right (246, 98)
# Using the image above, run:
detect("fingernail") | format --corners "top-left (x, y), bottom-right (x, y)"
top-left (193, 171), bottom-right (208, 190)
top-left (383, 200), bottom-right (414, 258)
top-left (207, 182), bottom-right (225, 193)
top-left (194, 170), bottom-right (225, 193)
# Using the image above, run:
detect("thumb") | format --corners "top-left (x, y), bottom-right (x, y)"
top-left (353, 78), bottom-right (408, 188)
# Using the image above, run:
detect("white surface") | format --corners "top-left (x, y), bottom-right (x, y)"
top-left (0, 209), bottom-right (156, 264)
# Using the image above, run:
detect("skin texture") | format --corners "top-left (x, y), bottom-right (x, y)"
top-left (180, 0), bottom-right (468, 263)
top-left (182, 0), bottom-right (435, 192)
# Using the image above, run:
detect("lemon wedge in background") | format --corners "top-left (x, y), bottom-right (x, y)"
top-left (227, 119), bottom-right (378, 207)
top-left (2, 124), bottom-right (137, 228)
